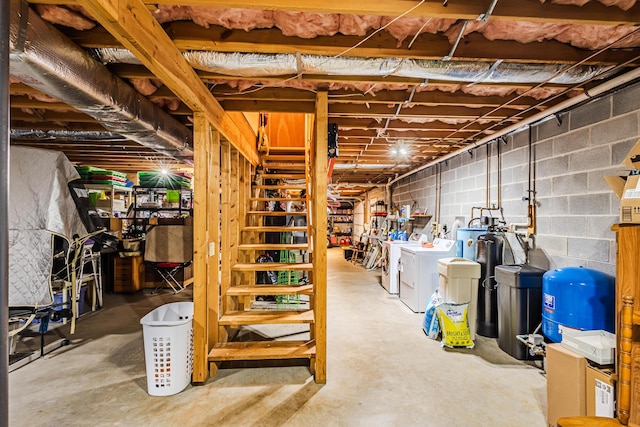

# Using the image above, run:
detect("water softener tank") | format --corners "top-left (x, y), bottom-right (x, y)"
top-left (542, 266), bottom-right (615, 343)
top-left (455, 228), bottom-right (486, 261)
top-left (475, 233), bottom-right (504, 338)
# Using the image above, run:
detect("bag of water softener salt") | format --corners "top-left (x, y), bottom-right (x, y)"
top-left (422, 290), bottom-right (443, 339)
top-left (437, 302), bottom-right (474, 349)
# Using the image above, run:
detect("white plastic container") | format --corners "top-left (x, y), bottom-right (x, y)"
top-left (140, 302), bottom-right (194, 396)
top-left (438, 257), bottom-right (481, 340)
top-left (560, 329), bottom-right (615, 365)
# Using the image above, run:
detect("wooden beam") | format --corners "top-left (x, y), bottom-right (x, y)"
top-left (313, 91), bottom-right (328, 384)
top-left (328, 103), bottom-right (527, 119)
top-left (136, 0), bottom-right (640, 25)
top-left (77, 0), bottom-right (259, 165)
top-left (160, 22), bottom-right (640, 66)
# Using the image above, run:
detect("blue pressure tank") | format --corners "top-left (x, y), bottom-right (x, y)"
top-left (455, 228), bottom-right (486, 261)
top-left (542, 266), bottom-right (615, 343)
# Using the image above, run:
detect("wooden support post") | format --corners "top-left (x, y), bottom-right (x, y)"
top-left (313, 92), bottom-right (328, 383)
top-left (192, 113), bottom-right (209, 383)
top-left (220, 142), bottom-right (234, 319)
top-left (207, 128), bottom-right (222, 376)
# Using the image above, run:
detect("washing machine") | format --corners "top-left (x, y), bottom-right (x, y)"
top-left (398, 238), bottom-right (457, 312)
top-left (381, 240), bottom-right (418, 294)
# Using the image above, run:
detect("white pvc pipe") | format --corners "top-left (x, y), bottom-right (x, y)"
top-left (388, 67), bottom-right (640, 187)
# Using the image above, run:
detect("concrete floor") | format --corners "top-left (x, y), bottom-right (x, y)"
top-left (9, 248), bottom-right (547, 426)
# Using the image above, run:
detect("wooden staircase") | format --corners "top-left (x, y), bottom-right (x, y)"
top-left (208, 146), bottom-right (326, 380)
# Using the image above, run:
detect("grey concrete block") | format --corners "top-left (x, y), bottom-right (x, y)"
top-left (568, 237), bottom-right (610, 262)
top-left (537, 115), bottom-right (570, 141)
top-left (468, 160), bottom-right (486, 177)
top-left (552, 172), bottom-right (589, 195)
top-left (569, 145), bottom-right (611, 172)
top-left (535, 178), bottom-right (553, 198)
top-left (500, 199), bottom-right (528, 217)
top-left (502, 146), bottom-right (527, 169)
top-left (499, 167), bottom-right (514, 185)
top-left (502, 182), bottom-right (525, 200)
top-left (456, 165), bottom-right (469, 179)
top-left (537, 155), bottom-right (569, 178)
top-left (534, 139), bottom-right (553, 161)
top-left (591, 114), bottom-right (639, 146)
top-left (589, 169), bottom-right (621, 193)
top-left (587, 215), bottom-right (618, 239)
top-left (535, 234), bottom-right (568, 256)
top-left (570, 97), bottom-right (611, 131)
top-left (536, 216), bottom-right (552, 234)
top-left (538, 196), bottom-right (569, 215)
top-left (550, 215), bottom-right (587, 236)
top-left (613, 81), bottom-right (640, 116)
top-left (585, 260), bottom-right (615, 276)
top-left (612, 138), bottom-right (639, 165)
top-left (610, 240), bottom-right (617, 263)
top-left (568, 193), bottom-right (611, 215)
top-left (511, 128), bottom-right (530, 149)
top-left (442, 169), bottom-right (456, 183)
top-left (553, 128), bottom-right (590, 155)
top-left (547, 255), bottom-right (585, 270)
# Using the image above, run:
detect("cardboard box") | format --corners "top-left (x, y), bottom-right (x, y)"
top-left (546, 343), bottom-right (587, 427)
top-left (586, 364), bottom-right (615, 418)
top-left (605, 139), bottom-right (640, 224)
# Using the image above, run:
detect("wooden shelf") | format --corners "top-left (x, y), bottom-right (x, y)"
top-left (219, 310), bottom-right (314, 326)
top-left (209, 340), bottom-right (316, 361)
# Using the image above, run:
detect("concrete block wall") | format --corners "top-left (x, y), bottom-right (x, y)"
top-left (389, 81), bottom-right (640, 276)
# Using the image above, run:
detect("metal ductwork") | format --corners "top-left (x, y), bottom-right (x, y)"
top-left (95, 49), bottom-right (612, 86)
top-left (9, 0), bottom-right (193, 163)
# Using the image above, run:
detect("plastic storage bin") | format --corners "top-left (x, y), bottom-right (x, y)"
top-left (495, 264), bottom-right (545, 360)
top-left (140, 302), bottom-right (194, 396)
top-left (438, 257), bottom-right (481, 340)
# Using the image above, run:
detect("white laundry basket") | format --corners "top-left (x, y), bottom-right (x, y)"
top-left (140, 301), bottom-right (194, 396)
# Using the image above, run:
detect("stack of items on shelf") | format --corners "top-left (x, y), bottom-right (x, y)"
top-left (138, 171), bottom-right (192, 189)
top-left (76, 166), bottom-right (129, 187)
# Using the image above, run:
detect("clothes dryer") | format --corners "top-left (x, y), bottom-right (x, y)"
top-left (399, 238), bottom-right (457, 312)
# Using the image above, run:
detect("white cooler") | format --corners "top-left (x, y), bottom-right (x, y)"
top-left (438, 257), bottom-right (481, 340)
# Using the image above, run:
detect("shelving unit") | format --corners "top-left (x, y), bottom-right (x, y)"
top-left (84, 184), bottom-right (132, 218)
top-left (328, 202), bottom-right (353, 246)
top-left (132, 186), bottom-right (192, 219)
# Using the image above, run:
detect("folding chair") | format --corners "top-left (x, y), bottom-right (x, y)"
top-left (144, 224), bottom-right (193, 294)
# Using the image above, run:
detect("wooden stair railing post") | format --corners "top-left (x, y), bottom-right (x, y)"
top-left (620, 295), bottom-right (633, 425)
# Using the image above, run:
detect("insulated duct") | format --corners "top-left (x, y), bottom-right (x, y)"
top-left (9, 0), bottom-right (193, 163)
top-left (96, 48), bottom-right (612, 85)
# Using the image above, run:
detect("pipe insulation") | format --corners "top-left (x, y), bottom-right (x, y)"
top-left (9, 0), bottom-right (193, 163)
top-left (95, 48), bottom-right (612, 85)
top-left (388, 66), bottom-right (640, 186)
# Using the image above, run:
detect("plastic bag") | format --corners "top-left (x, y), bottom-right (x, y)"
top-left (422, 290), bottom-right (443, 339)
top-left (437, 302), bottom-right (474, 348)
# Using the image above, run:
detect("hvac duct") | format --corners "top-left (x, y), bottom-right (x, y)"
top-left (9, 0), bottom-right (193, 163)
top-left (95, 48), bottom-right (611, 85)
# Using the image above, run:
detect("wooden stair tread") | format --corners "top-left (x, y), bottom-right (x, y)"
top-left (243, 226), bottom-right (307, 232)
top-left (257, 174), bottom-right (306, 179)
top-left (227, 284), bottom-right (313, 296)
top-left (238, 243), bottom-right (309, 250)
top-left (232, 262), bottom-right (314, 271)
top-left (263, 155), bottom-right (305, 161)
top-left (253, 185), bottom-right (306, 190)
top-left (209, 340), bottom-right (316, 361)
top-left (247, 210), bottom-right (307, 216)
top-left (219, 310), bottom-right (314, 325)
top-left (250, 197), bottom-right (306, 202)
